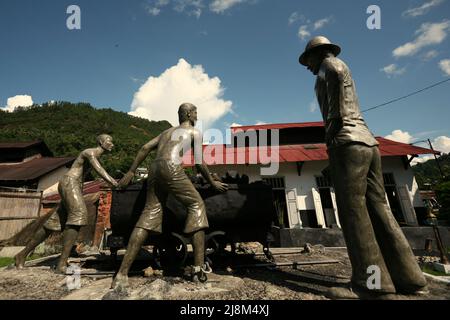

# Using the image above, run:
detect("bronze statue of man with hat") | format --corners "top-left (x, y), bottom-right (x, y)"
top-left (299, 36), bottom-right (428, 298)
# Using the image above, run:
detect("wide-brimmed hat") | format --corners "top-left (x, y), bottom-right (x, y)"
top-left (299, 36), bottom-right (341, 66)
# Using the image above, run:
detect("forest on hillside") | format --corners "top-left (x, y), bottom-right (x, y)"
top-left (0, 102), bottom-right (172, 178)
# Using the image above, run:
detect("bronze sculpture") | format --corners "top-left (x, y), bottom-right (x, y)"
top-left (15, 134), bottom-right (118, 273)
top-left (299, 36), bottom-right (428, 297)
top-left (111, 103), bottom-right (228, 291)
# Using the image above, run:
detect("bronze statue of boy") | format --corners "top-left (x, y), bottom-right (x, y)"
top-left (15, 134), bottom-right (118, 273)
top-left (111, 102), bottom-right (228, 291)
top-left (299, 36), bottom-right (428, 298)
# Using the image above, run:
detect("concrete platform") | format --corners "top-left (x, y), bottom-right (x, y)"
top-left (276, 226), bottom-right (450, 250)
top-left (62, 273), bottom-right (245, 300)
top-left (0, 246), bottom-right (25, 258)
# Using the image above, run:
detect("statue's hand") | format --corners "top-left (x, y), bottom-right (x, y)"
top-left (211, 181), bottom-right (228, 193)
top-left (118, 171), bottom-right (134, 189)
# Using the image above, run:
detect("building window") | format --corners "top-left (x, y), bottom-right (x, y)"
top-left (262, 177), bottom-right (289, 228)
top-left (382, 173), bottom-right (405, 224)
top-left (315, 176), bottom-right (338, 228)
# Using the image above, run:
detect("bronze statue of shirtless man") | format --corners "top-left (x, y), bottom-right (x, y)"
top-left (15, 134), bottom-right (118, 273)
top-left (111, 102), bottom-right (228, 290)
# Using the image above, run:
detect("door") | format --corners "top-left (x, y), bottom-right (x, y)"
top-left (312, 187), bottom-right (326, 228)
top-left (330, 188), bottom-right (341, 228)
top-left (285, 189), bottom-right (302, 228)
top-left (397, 185), bottom-right (418, 226)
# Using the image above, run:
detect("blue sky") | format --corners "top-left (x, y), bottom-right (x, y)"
top-left (1, 0), bottom-right (449, 155)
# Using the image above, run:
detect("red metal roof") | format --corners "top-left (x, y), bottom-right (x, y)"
top-left (182, 137), bottom-right (437, 166)
top-left (0, 157), bottom-right (75, 181)
top-left (376, 137), bottom-right (439, 157)
top-left (231, 121), bottom-right (324, 133)
top-left (43, 180), bottom-right (105, 202)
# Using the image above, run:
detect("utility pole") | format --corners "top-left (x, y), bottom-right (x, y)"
top-left (427, 139), bottom-right (445, 180)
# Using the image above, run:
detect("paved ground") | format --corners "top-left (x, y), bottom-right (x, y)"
top-left (0, 246), bottom-right (449, 300)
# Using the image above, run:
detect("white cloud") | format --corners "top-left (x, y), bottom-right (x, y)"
top-left (385, 129), bottom-right (413, 144)
top-left (230, 122), bottom-right (242, 127)
top-left (144, 0), bottom-right (170, 16)
top-left (422, 50), bottom-right (439, 60)
top-left (412, 155), bottom-right (434, 164)
top-left (146, 6), bottom-right (161, 16)
top-left (174, 0), bottom-right (203, 18)
top-left (130, 76), bottom-right (145, 83)
top-left (412, 136), bottom-right (450, 164)
top-left (298, 25), bottom-right (311, 41)
top-left (380, 64), bottom-right (407, 77)
top-left (255, 121), bottom-right (267, 125)
top-left (288, 12), bottom-right (304, 25)
top-left (144, 0), bottom-right (252, 16)
top-left (1, 95), bottom-right (33, 112)
top-left (144, 0), bottom-right (203, 17)
top-left (439, 59), bottom-right (450, 75)
top-left (309, 101), bottom-right (318, 113)
top-left (393, 20), bottom-right (450, 58)
top-left (402, 0), bottom-right (444, 17)
top-left (210, 0), bottom-right (247, 13)
top-left (313, 17), bottom-right (331, 30)
top-left (432, 136), bottom-right (450, 153)
top-left (129, 58), bottom-right (232, 128)
top-left (190, 8), bottom-right (202, 18)
top-left (297, 17), bottom-right (332, 41)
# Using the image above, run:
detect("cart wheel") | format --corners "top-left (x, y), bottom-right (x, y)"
top-left (205, 231), bottom-right (236, 257)
top-left (152, 233), bottom-right (188, 270)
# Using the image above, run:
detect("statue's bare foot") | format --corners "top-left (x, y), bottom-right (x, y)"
top-left (111, 273), bottom-right (129, 293)
top-left (14, 253), bottom-right (26, 269)
top-left (325, 287), bottom-right (359, 300)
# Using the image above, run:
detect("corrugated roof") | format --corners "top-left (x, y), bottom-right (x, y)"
top-left (182, 137), bottom-right (438, 166)
top-left (0, 140), bottom-right (53, 157)
top-left (0, 157), bottom-right (75, 181)
top-left (0, 141), bottom-right (44, 149)
top-left (376, 137), bottom-right (438, 157)
top-left (231, 121), bottom-right (324, 132)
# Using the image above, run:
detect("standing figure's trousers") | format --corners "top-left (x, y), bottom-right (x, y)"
top-left (328, 143), bottom-right (427, 293)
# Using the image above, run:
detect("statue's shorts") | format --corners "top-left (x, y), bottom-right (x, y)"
top-left (135, 159), bottom-right (208, 234)
top-left (44, 175), bottom-right (88, 231)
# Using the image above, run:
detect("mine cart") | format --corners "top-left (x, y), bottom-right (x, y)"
top-left (107, 177), bottom-right (277, 268)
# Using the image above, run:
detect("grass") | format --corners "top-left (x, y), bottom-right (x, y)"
top-left (0, 254), bottom-right (42, 268)
top-left (422, 264), bottom-right (449, 277)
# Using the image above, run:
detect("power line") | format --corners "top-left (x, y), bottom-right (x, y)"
top-left (361, 77), bottom-right (450, 113)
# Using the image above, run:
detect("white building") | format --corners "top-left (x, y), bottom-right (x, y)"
top-left (187, 122), bottom-right (437, 233)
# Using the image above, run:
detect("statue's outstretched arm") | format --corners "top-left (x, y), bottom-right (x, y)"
top-left (119, 135), bottom-right (161, 187)
top-left (87, 153), bottom-right (118, 187)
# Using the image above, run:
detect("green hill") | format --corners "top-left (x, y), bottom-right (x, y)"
top-left (0, 101), bottom-right (171, 178)
top-left (412, 154), bottom-right (450, 222)
top-left (412, 153), bottom-right (450, 188)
